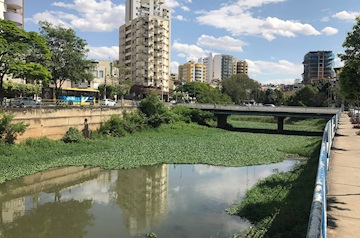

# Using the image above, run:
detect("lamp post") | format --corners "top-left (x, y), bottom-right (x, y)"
top-left (104, 68), bottom-right (107, 99)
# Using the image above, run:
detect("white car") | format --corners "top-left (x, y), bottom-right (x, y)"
top-left (100, 99), bottom-right (116, 106)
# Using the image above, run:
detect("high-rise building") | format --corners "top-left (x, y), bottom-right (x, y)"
top-left (178, 60), bottom-right (206, 83)
top-left (221, 55), bottom-right (234, 81)
top-left (119, 0), bottom-right (171, 100)
top-left (0, 0), bottom-right (24, 29)
top-left (302, 51), bottom-right (335, 84)
top-left (236, 60), bottom-right (248, 75)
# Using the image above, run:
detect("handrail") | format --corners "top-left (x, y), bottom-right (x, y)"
top-left (306, 109), bottom-right (341, 238)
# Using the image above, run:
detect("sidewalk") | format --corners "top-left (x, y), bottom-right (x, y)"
top-left (327, 113), bottom-right (360, 237)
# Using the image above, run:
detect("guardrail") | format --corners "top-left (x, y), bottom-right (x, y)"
top-left (306, 109), bottom-right (341, 238)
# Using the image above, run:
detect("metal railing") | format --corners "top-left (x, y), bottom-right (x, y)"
top-left (306, 109), bottom-right (341, 238)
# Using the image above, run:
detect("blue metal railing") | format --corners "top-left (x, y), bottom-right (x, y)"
top-left (306, 110), bottom-right (341, 238)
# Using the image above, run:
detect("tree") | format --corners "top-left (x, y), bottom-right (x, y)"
top-left (0, 20), bottom-right (51, 104)
top-left (286, 85), bottom-right (320, 107)
top-left (221, 74), bottom-right (261, 104)
top-left (39, 21), bottom-right (94, 92)
top-left (338, 16), bottom-right (360, 102)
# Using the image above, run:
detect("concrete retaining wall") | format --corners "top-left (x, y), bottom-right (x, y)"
top-left (4, 106), bottom-right (135, 141)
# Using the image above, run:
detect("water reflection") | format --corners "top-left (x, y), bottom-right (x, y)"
top-left (0, 160), bottom-right (297, 238)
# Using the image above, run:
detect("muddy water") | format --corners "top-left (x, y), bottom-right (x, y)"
top-left (0, 160), bottom-right (297, 238)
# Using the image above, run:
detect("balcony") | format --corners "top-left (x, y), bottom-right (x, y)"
top-left (4, 12), bottom-right (23, 26)
top-left (5, 0), bottom-right (23, 9)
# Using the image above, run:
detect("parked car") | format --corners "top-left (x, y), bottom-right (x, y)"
top-left (100, 98), bottom-right (116, 106)
top-left (263, 104), bottom-right (276, 107)
top-left (10, 97), bottom-right (38, 108)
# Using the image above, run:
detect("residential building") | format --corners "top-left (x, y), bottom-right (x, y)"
top-left (221, 55), bottom-right (234, 81)
top-left (178, 60), bottom-right (206, 83)
top-left (236, 60), bottom-right (248, 75)
top-left (0, 0), bottom-right (24, 29)
top-left (302, 51), bottom-right (335, 84)
top-left (119, 0), bottom-right (171, 100)
top-left (198, 54), bottom-right (248, 87)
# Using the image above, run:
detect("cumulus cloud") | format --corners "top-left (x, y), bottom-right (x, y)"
top-left (321, 27), bottom-right (338, 35)
top-left (196, 0), bottom-right (321, 41)
top-left (172, 41), bottom-right (209, 61)
top-left (174, 15), bottom-right (187, 21)
top-left (246, 59), bottom-right (303, 84)
top-left (28, 0), bottom-right (125, 32)
top-left (86, 46), bottom-right (119, 60)
top-left (333, 11), bottom-right (360, 21)
top-left (171, 61), bottom-right (180, 74)
top-left (197, 35), bottom-right (246, 52)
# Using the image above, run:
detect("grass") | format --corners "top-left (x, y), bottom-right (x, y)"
top-left (0, 120), bottom-right (322, 184)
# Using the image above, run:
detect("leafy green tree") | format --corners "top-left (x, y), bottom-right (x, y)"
top-left (39, 21), bottom-right (94, 92)
top-left (3, 81), bottom-right (42, 97)
top-left (286, 85), bottom-right (320, 107)
top-left (221, 74), bottom-right (261, 104)
top-left (0, 20), bottom-right (51, 104)
top-left (338, 16), bottom-right (360, 102)
top-left (176, 82), bottom-right (232, 104)
top-left (0, 112), bottom-right (28, 144)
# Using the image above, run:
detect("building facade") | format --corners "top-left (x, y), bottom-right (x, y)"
top-left (302, 51), bottom-right (335, 84)
top-left (0, 0), bottom-right (24, 29)
top-left (178, 60), bottom-right (206, 83)
top-left (119, 0), bottom-right (171, 100)
top-left (236, 60), bottom-right (248, 75)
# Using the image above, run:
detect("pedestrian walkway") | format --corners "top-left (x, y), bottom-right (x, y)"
top-left (327, 112), bottom-right (360, 238)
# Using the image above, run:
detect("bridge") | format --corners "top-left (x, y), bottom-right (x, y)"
top-left (178, 103), bottom-right (340, 132)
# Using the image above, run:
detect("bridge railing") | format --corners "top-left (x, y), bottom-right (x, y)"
top-left (177, 103), bottom-right (339, 114)
top-left (306, 109), bottom-right (341, 238)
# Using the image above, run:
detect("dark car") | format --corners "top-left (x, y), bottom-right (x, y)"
top-left (10, 97), bottom-right (38, 108)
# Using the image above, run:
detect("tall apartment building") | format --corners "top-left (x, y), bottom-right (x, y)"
top-left (198, 54), bottom-right (248, 87)
top-left (178, 60), bottom-right (206, 83)
top-left (119, 0), bottom-right (171, 99)
top-left (221, 55), bottom-right (234, 81)
top-left (0, 0), bottom-right (24, 29)
top-left (236, 60), bottom-right (248, 75)
top-left (302, 51), bottom-right (335, 84)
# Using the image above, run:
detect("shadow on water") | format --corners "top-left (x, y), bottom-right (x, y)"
top-left (222, 127), bottom-right (323, 137)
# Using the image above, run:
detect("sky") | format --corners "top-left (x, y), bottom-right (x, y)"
top-left (24, 0), bottom-right (360, 85)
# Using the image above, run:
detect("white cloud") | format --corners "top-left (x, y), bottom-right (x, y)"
top-left (181, 6), bottom-right (190, 11)
top-left (86, 46), bottom-right (119, 60)
top-left (246, 59), bottom-right (303, 84)
top-left (171, 61), bottom-right (180, 74)
top-left (321, 27), bottom-right (338, 36)
top-left (28, 0), bottom-right (125, 32)
top-left (321, 16), bottom-right (330, 22)
top-left (196, 0), bottom-right (321, 41)
top-left (197, 35), bottom-right (246, 52)
top-left (172, 41), bottom-right (209, 61)
top-left (174, 15), bottom-right (187, 21)
top-left (333, 11), bottom-right (360, 21)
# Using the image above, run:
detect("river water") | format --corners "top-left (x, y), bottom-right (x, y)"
top-left (0, 161), bottom-right (297, 238)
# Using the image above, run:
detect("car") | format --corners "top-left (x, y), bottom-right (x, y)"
top-left (264, 104), bottom-right (276, 107)
top-left (100, 98), bottom-right (116, 106)
top-left (10, 97), bottom-right (38, 108)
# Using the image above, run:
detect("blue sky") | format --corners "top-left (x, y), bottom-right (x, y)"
top-left (24, 0), bottom-right (360, 85)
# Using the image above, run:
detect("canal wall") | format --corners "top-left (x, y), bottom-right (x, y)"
top-left (4, 106), bottom-right (136, 142)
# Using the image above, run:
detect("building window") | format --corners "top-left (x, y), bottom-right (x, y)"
top-left (93, 70), bottom-right (98, 77)
top-left (99, 70), bottom-right (104, 78)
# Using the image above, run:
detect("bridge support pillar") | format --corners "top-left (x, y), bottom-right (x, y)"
top-left (277, 116), bottom-right (286, 132)
top-left (216, 114), bottom-right (229, 129)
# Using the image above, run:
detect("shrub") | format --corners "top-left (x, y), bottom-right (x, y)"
top-left (98, 115), bottom-right (126, 137)
top-left (61, 127), bottom-right (83, 143)
top-left (122, 110), bottom-right (147, 133)
top-left (0, 112), bottom-right (28, 144)
top-left (138, 92), bottom-right (167, 118)
top-left (171, 106), bottom-right (213, 125)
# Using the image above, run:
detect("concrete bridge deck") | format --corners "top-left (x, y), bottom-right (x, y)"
top-left (327, 113), bottom-right (360, 237)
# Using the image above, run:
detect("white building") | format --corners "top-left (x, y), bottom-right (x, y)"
top-left (119, 0), bottom-right (171, 99)
top-left (0, 0), bottom-right (24, 29)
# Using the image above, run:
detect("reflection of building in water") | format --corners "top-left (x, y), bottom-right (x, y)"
top-left (0, 166), bottom-right (103, 224)
top-left (2, 197), bottom-right (25, 223)
top-left (116, 164), bottom-right (168, 236)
